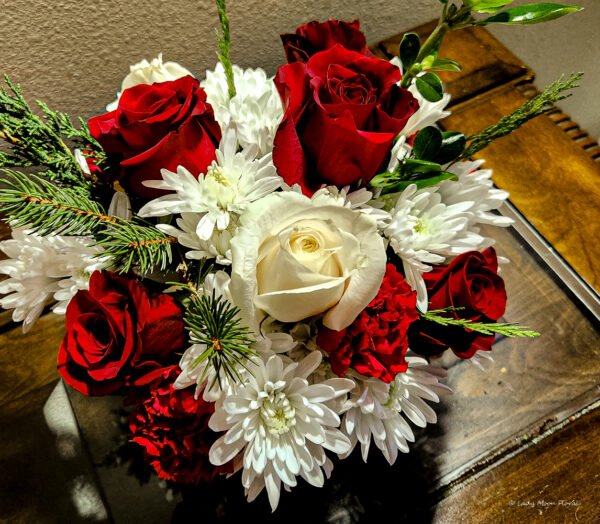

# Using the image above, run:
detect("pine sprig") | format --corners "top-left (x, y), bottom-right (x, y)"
top-left (420, 308), bottom-right (540, 338)
top-left (215, 0), bottom-right (236, 98)
top-left (184, 291), bottom-right (255, 389)
top-left (461, 73), bottom-right (582, 159)
top-left (0, 75), bottom-right (104, 189)
top-left (0, 169), bottom-right (115, 235)
top-left (96, 219), bottom-right (177, 274)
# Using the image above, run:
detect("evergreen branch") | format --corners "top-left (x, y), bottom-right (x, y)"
top-left (184, 290), bottom-right (255, 390)
top-left (0, 75), bottom-right (105, 188)
top-left (96, 219), bottom-right (177, 274)
top-left (461, 73), bottom-right (582, 159)
top-left (420, 308), bottom-right (540, 337)
top-left (215, 0), bottom-right (236, 98)
top-left (0, 169), bottom-right (114, 235)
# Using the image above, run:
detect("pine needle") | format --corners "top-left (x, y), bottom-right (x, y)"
top-left (461, 72), bottom-right (583, 159)
top-left (215, 0), bottom-right (236, 98)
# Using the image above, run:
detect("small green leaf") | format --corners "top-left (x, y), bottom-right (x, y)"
top-left (435, 131), bottom-right (466, 164)
top-left (431, 57), bottom-right (462, 72)
top-left (387, 171), bottom-right (458, 192)
top-left (465, 0), bottom-right (514, 13)
top-left (478, 3), bottom-right (583, 25)
top-left (413, 126), bottom-right (443, 161)
top-left (403, 158), bottom-right (442, 175)
top-left (415, 72), bottom-right (444, 102)
top-left (400, 33), bottom-right (421, 71)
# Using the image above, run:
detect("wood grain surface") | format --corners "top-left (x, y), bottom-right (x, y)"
top-left (443, 86), bottom-right (600, 292)
top-left (434, 406), bottom-right (599, 524)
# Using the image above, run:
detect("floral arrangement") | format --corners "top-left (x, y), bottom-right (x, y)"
top-left (0, 0), bottom-right (582, 512)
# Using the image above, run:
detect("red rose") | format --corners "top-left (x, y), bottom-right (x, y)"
top-left (129, 366), bottom-right (227, 484)
top-left (273, 46), bottom-right (418, 194)
top-left (317, 264), bottom-right (419, 383)
top-left (409, 248), bottom-right (507, 359)
top-left (89, 76), bottom-right (221, 200)
top-left (57, 271), bottom-right (186, 396)
top-left (281, 19), bottom-right (373, 63)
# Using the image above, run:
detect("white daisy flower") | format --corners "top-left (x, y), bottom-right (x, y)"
top-left (340, 356), bottom-right (450, 465)
top-left (203, 63), bottom-right (284, 156)
top-left (384, 184), bottom-right (483, 310)
top-left (139, 126), bottom-right (282, 241)
top-left (311, 186), bottom-right (391, 227)
top-left (157, 213), bottom-right (233, 265)
top-left (440, 159), bottom-right (513, 230)
top-left (0, 228), bottom-right (106, 331)
top-left (208, 351), bottom-right (355, 511)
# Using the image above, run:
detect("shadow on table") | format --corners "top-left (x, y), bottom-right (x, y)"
top-left (168, 424), bottom-right (442, 524)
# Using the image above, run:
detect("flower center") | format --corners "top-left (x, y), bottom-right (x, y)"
top-left (260, 382), bottom-right (296, 436)
top-left (206, 165), bottom-right (231, 187)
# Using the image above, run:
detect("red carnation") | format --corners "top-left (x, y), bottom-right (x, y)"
top-left (281, 19), bottom-right (373, 63)
top-left (129, 366), bottom-right (227, 484)
top-left (89, 75), bottom-right (221, 200)
top-left (317, 264), bottom-right (418, 383)
top-left (57, 271), bottom-right (186, 396)
top-left (409, 248), bottom-right (507, 359)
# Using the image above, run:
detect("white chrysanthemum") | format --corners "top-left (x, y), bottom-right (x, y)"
top-left (384, 184), bottom-right (484, 310)
top-left (139, 126), bottom-right (282, 242)
top-left (208, 351), bottom-right (354, 511)
top-left (311, 186), bottom-right (391, 227)
top-left (0, 228), bottom-right (106, 331)
top-left (107, 54), bottom-right (193, 110)
top-left (340, 356), bottom-right (450, 465)
top-left (203, 63), bottom-right (284, 156)
top-left (440, 159), bottom-right (513, 230)
top-left (157, 213), bottom-right (233, 265)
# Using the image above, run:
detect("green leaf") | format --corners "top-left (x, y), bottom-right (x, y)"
top-left (478, 3), bottom-right (583, 25)
top-left (403, 158), bottom-right (442, 175)
top-left (465, 0), bottom-right (514, 13)
top-left (431, 57), bottom-right (462, 72)
top-left (413, 126), bottom-right (442, 161)
top-left (435, 131), bottom-right (466, 164)
top-left (415, 72), bottom-right (444, 102)
top-left (400, 33), bottom-right (421, 71)
top-left (386, 171), bottom-right (458, 192)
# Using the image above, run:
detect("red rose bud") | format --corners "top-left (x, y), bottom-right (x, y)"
top-left (317, 264), bottom-right (419, 383)
top-left (57, 271), bottom-right (186, 396)
top-left (129, 366), bottom-right (229, 484)
top-left (273, 46), bottom-right (418, 195)
top-left (281, 19), bottom-right (373, 63)
top-left (409, 247), bottom-right (508, 359)
top-left (88, 76), bottom-right (221, 200)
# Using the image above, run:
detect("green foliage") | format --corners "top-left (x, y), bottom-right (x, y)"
top-left (0, 76), bottom-right (104, 190)
top-left (477, 3), bottom-right (583, 25)
top-left (415, 72), bottom-right (444, 102)
top-left (215, 0), bottom-right (236, 98)
top-left (96, 219), bottom-right (177, 274)
top-left (461, 72), bottom-right (582, 159)
top-left (184, 291), bottom-right (255, 389)
top-left (413, 127), bottom-right (466, 164)
top-left (400, 33), bottom-right (421, 71)
top-left (0, 169), bottom-right (113, 236)
top-left (420, 308), bottom-right (541, 337)
top-left (465, 0), bottom-right (514, 13)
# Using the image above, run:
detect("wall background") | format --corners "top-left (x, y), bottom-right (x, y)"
top-left (1, 0), bottom-right (598, 138)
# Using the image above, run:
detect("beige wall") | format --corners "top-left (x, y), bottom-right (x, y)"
top-left (1, 0), bottom-right (597, 138)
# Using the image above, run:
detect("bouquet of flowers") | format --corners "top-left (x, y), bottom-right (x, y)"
top-left (0, 0), bottom-right (582, 512)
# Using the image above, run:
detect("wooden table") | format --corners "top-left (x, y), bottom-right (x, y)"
top-left (1, 23), bottom-right (599, 524)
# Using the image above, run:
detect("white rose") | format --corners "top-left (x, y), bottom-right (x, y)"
top-left (106, 54), bottom-right (193, 110)
top-left (230, 192), bottom-right (386, 332)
